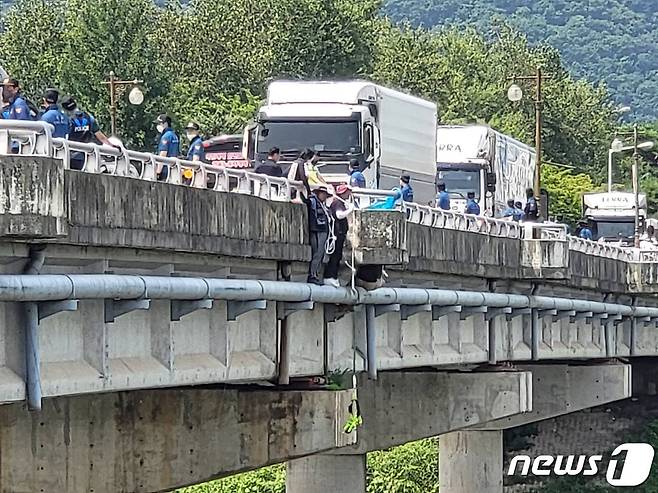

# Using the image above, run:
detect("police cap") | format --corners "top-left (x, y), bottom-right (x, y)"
top-left (154, 114), bottom-right (171, 125)
top-left (185, 122), bottom-right (200, 131)
top-left (44, 89), bottom-right (59, 104)
top-left (61, 96), bottom-right (76, 111)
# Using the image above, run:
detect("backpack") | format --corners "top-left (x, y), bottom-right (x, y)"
top-left (22, 96), bottom-right (39, 120)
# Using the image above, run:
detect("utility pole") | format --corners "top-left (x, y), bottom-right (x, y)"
top-left (633, 123), bottom-right (640, 248)
top-left (507, 67), bottom-right (552, 210)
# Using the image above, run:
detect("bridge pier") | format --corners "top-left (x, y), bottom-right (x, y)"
top-left (439, 430), bottom-right (503, 493)
top-left (286, 454), bottom-right (366, 493)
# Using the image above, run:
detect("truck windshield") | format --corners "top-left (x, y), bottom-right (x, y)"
top-left (257, 121), bottom-right (360, 156)
top-left (436, 168), bottom-right (481, 199)
top-left (593, 220), bottom-right (635, 241)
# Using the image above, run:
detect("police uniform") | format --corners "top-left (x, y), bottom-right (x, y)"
top-left (40, 104), bottom-right (70, 138)
top-left (6, 95), bottom-right (33, 121)
top-left (186, 135), bottom-right (205, 161)
top-left (68, 110), bottom-right (100, 143)
top-left (158, 128), bottom-right (180, 157)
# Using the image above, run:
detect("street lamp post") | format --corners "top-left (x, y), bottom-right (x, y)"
top-left (608, 137), bottom-right (624, 192)
top-left (102, 71), bottom-right (144, 136)
top-left (507, 67), bottom-right (552, 211)
top-left (633, 124), bottom-right (640, 248)
top-left (611, 127), bottom-right (654, 247)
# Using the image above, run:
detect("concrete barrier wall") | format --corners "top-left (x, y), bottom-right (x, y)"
top-left (0, 157), bottom-right (67, 238)
top-left (66, 169), bottom-right (309, 261)
top-left (568, 250), bottom-right (629, 292)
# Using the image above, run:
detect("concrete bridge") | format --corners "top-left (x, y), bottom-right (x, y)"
top-left (0, 121), bottom-right (656, 492)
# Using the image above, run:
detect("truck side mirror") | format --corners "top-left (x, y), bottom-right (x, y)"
top-left (364, 122), bottom-right (380, 165)
top-left (486, 172), bottom-right (496, 192)
top-left (242, 123), bottom-right (257, 162)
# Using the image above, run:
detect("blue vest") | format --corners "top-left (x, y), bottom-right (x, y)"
top-left (69, 110), bottom-right (97, 143)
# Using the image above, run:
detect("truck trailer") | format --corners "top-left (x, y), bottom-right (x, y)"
top-left (246, 80), bottom-right (438, 203)
top-left (436, 125), bottom-right (535, 215)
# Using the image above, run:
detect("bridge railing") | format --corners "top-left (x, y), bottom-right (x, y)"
top-left (568, 235), bottom-right (635, 261)
top-left (5, 120), bottom-right (657, 257)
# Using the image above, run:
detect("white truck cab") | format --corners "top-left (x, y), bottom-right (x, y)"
top-left (582, 191), bottom-right (646, 244)
top-left (246, 80), bottom-right (438, 204)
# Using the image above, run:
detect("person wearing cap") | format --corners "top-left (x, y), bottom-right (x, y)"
top-left (1, 77), bottom-right (35, 121)
top-left (324, 184), bottom-right (354, 287)
top-left (184, 122), bottom-right (205, 162)
top-left (39, 89), bottom-right (69, 138)
top-left (62, 96), bottom-right (112, 145)
top-left (577, 220), bottom-right (593, 240)
top-left (254, 147), bottom-right (283, 177)
top-left (399, 174), bottom-right (414, 202)
top-left (464, 191), bottom-right (481, 215)
top-left (349, 159), bottom-right (366, 188)
top-left (154, 114), bottom-right (179, 181)
top-left (304, 184), bottom-right (330, 285)
top-left (436, 182), bottom-right (450, 210)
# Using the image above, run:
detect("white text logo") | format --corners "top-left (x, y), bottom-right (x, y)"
top-left (508, 443), bottom-right (654, 487)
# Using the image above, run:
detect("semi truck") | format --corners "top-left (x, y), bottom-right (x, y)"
top-left (245, 80), bottom-right (438, 203)
top-left (436, 125), bottom-right (535, 215)
top-left (582, 191), bottom-right (646, 244)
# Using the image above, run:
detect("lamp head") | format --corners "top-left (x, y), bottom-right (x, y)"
top-left (507, 83), bottom-right (523, 102)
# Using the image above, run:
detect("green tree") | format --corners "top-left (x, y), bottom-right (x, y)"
top-left (541, 163), bottom-right (594, 224)
top-left (370, 23), bottom-right (615, 180)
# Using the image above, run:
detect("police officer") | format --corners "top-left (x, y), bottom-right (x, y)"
top-left (61, 96), bottom-right (115, 170)
top-left (1, 77), bottom-right (36, 120)
top-left (184, 122), bottom-right (205, 162)
top-left (154, 114), bottom-right (179, 181)
top-left (62, 96), bottom-right (113, 145)
top-left (39, 89), bottom-right (69, 138)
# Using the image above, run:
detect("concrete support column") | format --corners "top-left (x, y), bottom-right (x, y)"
top-left (439, 430), bottom-right (502, 493)
top-left (287, 454), bottom-right (366, 493)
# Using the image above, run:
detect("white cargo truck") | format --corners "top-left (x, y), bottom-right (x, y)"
top-left (246, 80), bottom-right (438, 203)
top-left (436, 125), bottom-right (535, 215)
top-left (582, 191), bottom-right (646, 244)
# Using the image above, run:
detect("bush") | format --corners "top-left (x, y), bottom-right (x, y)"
top-left (175, 439), bottom-right (439, 493)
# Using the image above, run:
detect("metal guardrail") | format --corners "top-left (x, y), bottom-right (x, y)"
top-left (568, 235), bottom-right (635, 261)
top-left (0, 120), bottom-right (306, 202)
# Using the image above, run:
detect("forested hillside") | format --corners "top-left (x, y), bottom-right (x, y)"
top-left (384, 0), bottom-right (658, 120)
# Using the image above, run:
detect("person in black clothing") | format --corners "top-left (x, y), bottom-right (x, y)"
top-left (324, 184), bottom-right (354, 287)
top-left (524, 188), bottom-right (539, 221)
top-left (254, 146), bottom-right (283, 177)
top-left (305, 185), bottom-right (330, 285)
